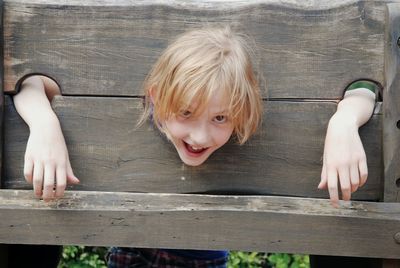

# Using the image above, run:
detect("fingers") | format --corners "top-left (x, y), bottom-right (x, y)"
top-left (338, 167), bottom-right (351, 201)
top-left (43, 164), bottom-right (56, 202)
top-left (323, 161), bottom-right (368, 208)
top-left (359, 159), bottom-right (368, 187)
top-left (28, 159), bottom-right (78, 201)
top-left (32, 163), bottom-right (44, 198)
top-left (55, 167), bottom-right (67, 198)
top-left (350, 165), bottom-right (360, 193)
top-left (327, 168), bottom-right (339, 208)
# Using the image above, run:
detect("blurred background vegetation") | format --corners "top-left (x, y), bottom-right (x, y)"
top-left (58, 246), bottom-right (309, 268)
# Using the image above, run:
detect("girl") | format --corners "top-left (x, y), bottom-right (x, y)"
top-left (138, 27), bottom-right (262, 167)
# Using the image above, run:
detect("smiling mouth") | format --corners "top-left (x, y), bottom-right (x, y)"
top-left (184, 142), bottom-right (208, 154)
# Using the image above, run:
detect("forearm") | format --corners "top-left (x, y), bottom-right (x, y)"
top-left (13, 76), bottom-right (59, 130)
top-left (330, 88), bottom-right (375, 128)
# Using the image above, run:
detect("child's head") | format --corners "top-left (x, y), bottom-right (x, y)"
top-left (141, 26), bottom-right (262, 166)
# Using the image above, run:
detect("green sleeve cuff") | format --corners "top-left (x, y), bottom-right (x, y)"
top-left (346, 80), bottom-right (377, 95)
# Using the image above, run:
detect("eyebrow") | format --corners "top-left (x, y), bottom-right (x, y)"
top-left (211, 109), bottom-right (228, 115)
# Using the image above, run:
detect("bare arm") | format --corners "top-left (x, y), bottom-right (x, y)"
top-left (319, 87), bottom-right (375, 207)
top-left (13, 76), bottom-right (79, 201)
top-left (13, 76), bottom-right (59, 129)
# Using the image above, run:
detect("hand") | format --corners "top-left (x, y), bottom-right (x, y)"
top-left (23, 116), bottom-right (79, 201)
top-left (318, 114), bottom-right (368, 207)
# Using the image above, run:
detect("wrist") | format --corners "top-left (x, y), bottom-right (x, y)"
top-left (329, 111), bottom-right (359, 130)
top-left (28, 112), bottom-right (60, 132)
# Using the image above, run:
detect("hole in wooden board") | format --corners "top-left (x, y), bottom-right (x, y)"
top-left (396, 178), bottom-right (400, 188)
top-left (15, 73), bottom-right (61, 102)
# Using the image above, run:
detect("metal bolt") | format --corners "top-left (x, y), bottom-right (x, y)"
top-left (394, 232), bottom-right (400, 244)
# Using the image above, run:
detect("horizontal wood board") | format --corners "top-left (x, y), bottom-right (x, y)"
top-left (0, 190), bottom-right (399, 258)
top-left (3, 96), bottom-right (383, 200)
top-left (3, 0), bottom-right (386, 98)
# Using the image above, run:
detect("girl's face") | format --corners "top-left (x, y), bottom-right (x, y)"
top-left (163, 90), bottom-right (234, 166)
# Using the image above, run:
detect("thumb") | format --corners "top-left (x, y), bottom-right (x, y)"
top-left (318, 164), bottom-right (327, 189)
top-left (66, 163), bottom-right (80, 184)
top-left (67, 173), bottom-right (80, 184)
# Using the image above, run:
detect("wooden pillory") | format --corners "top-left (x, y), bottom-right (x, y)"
top-left (0, 0), bottom-right (400, 266)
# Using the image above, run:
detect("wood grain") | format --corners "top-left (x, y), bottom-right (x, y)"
top-left (3, 0), bottom-right (386, 98)
top-left (383, 3), bottom-right (400, 202)
top-left (0, 189), bottom-right (399, 258)
top-left (0, 0), bottom-right (3, 189)
top-left (3, 96), bottom-right (383, 200)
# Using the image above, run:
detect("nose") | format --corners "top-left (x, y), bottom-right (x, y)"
top-left (189, 122), bottom-right (211, 146)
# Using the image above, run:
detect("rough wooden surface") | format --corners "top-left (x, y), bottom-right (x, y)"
top-left (0, 0), bottom-right (3, 189)
top-left (0, 189), bottom-right (399, 258)
top-left (383, 3), bottom-right (400, 202)
top-left (3, 0), bottom-right (386, 98)
top-left (3, 96), bottom-right (383, 200)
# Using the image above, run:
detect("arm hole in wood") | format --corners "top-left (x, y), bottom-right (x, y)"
top-left (11, 73), bottom-right (62, 102)
top-left (343, 78), bottom-right (383, 101)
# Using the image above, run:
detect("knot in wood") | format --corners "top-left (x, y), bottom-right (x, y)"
top-left (398, 37), bottom-right (400, 48)
top-left (394, 232), bottom-right (400, 244)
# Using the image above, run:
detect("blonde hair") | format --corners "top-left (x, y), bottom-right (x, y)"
top-left (139, 26), bottom-right (262, 144)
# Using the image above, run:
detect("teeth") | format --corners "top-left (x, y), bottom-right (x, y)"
top-left (188, 144), bottom-right (204, 152)
top-left (190, 145), bottom-right (203, 151)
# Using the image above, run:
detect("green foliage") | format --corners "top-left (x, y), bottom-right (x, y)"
top-left (227, 251), bottom-right (309, 268)
top-left (267, 253), bottom-right (310, 268)
top-left (59, 246), bottom-right (309, 268)
top-left (58, 246), bottom-right (107, 268)
top-left (228, 251), bottom-right (269, 268)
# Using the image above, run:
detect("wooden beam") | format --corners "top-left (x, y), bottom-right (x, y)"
top-left (383, 3), bottom-right (400, 202)
top-left (3, 0), bottom-right (386, 98)
top-left (3, 96), bottom-right (383, 200)
top-left (0, 189), bottom-right (399, 258)
top-left (0, 0), bottom-right (4, 192)
top-left (0, 0), bottom-right (4, 190)
top-left (382, 3), bottom-right (400, 268)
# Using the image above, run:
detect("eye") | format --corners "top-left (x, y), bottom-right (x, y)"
top-left (213, 115), bottom-right (227, 123)
top-left (179, 110), bottom-right (192, 118)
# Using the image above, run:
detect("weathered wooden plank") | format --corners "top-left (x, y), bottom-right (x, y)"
top-left (3, 96), bottom-right (383, 200)
top-left (0, 189), bottom-right (399, 258)
top-left (3, 0), bottom-right (386, 98)
top-left (0, 0), bottom-right (4, 190)
top-left (383, 3), bottom-right (400, 202)
top-left (382, 5), bottom-right (400, 267)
